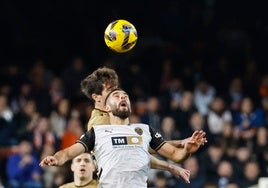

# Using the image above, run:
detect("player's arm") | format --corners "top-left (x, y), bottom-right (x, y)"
top-left (166, 140), bottom-right (185, 148)
top-left (149, 130), bottom-right (207, 154)
top-left (157, 142), bottom-right (191, 163)
top-left (39, 143), bottom-right (85, 166)
top-left (40, 129), bottom-right (96, 167)
top-left (150, 128), bottom-right (206, 163)
top-left (167, 130), bottom-right (207, 152)
top-left (149, 127), bottom-right (189, 163)
top-left (149, 140), bottom-right (185, 154)
top-left (150, 155), bottom-right (190, 184)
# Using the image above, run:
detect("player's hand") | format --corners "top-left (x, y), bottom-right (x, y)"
top-left (184, 130), bottom-right (207, 154)
top-left (169, 164), bottom-right (190, 184)
top-left (39, 156), bottom-right (58, 167)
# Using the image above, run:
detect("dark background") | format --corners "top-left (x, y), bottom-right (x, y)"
top-left (0, 0), bottom-right (267, 72)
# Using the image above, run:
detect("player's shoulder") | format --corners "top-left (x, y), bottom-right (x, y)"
top-left (91, 108), bottom-right (108, 116)
top-left (89, 179), bottom-right (99, 186)
top-left (93, 124), bottom-right (111, 128)
top-left (88, 108), bottom-right (110, 130)
top-left (129, 123), bottom-right (151, 131)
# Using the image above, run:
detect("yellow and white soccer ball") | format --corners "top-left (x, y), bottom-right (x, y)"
top-left (104, 19), bottom-right (138, 53)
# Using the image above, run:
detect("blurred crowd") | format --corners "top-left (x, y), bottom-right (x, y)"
top-left (0, 55), bottom-right (268, 188)
top-left (1, 0), bottom-right (268, 188)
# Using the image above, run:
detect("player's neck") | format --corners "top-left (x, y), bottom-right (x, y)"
top-left (74, 176), bottom-right (93, 186)
top-left (95, 103), bottom-right (105, 111)
top-left (110, 116), bottom-right (129, 125)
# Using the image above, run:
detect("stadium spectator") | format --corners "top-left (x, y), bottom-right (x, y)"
top-left (232, 145), bottom-right (252, 180)
top-left (48, 77), bottom-right (65, 108)
top-left (160, 77), bottom-right (184, 115)
top-left (14, 99), bottom-right (39, 142)
top-left (61, 57), bottom-right (89, 101)
top-left (207, 96), bottom-right (232, 143)
top-left (50, 98), bottom-right (71, 139)
top-left (260, 97), bottom-right (268, 126)
top-left (32, 117), bottom-right (59, 157)
top-left (150, 171), bottom-right (173, 188)
top-left (200, 143), bottom-right (225, 185)
top-left (61, 117), bottom-right (84, 149)
top-left (193, 79), bottom-right (216, 116)
top-left (216, 160), bottom-right (238, 188)
top-left (160, 116), bottom-right (180, 141)
top-left (170, 91), bottom-right (197, 132)
top-left (239, 161), bottom-right (260, 188)
top-left (6, 140), bottom-right (42, 188)
top-left (0, 94), bottom-right (17, 146)
top-left (259, 74), bottom-right (268, 98)
top-left (224, 77), bottom-right (244, 114)
top-left (141, 96), bottom-right (162, 131)
top-left (233, 97), bottom-right (265, 144)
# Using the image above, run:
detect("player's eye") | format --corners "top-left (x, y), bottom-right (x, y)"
top-left (113, 94), bottom-right (120, 98)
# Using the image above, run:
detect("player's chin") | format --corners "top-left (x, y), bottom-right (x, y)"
top-left (79, 170), bottom-right (88, 176)
top-left (119, 106), bottom-right (130, 112)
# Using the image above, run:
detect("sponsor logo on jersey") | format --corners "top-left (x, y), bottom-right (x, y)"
top-left (134, 127), bottom-right (143, 135)
top-left (111, 136), bottom-right (142, 146)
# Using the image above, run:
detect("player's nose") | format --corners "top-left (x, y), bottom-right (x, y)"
top-left (120, 94), bottom-right (127, 100)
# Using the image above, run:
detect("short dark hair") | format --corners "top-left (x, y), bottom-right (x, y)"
top-left (80, 67), bottom-right (119, 103)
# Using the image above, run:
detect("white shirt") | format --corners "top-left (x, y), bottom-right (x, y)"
top-left (207, 110), bottom-right (232, 134)
top-left (77, 123), bottom-right (165, 188)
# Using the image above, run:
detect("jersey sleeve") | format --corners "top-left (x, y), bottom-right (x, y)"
top-left (76, 129), bottom-right (95, 152)
top-left (149, 126), bottom-right (166, 151)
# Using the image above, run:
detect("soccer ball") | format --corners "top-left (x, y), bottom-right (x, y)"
top-left (104, 19), bottom-right (138, 53)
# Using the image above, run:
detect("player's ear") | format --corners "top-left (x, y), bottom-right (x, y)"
top-left (71, 163), bottom-right (75, 172)
top-left (105, 104), bottom-right (111, 112)
top-left (92, 162), bottom-right (96, 172)
top-left (92, 93), bottom-right (101, 103)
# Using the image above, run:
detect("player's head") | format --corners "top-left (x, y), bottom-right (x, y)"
top-left (71, 153), bottom-right (96, 182)
top-left (105, 88), bottom-right (131, 119)
top-left (80, 67), bottom-right (119, 104)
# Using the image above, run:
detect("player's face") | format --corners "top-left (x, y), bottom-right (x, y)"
top-left (71, 153), bottom-right (95, 180)
top-left (107, 90), bottom-right (131, 119)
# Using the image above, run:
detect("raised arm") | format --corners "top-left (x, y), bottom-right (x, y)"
top-left (168, 130), bottom-right (207, 148)
top-left (157, 142), bottom-right (191, 163)
top-left (150, 155), bottom-right (190, 184)
top-left (150, 128), bottom-right (207, 163)
top-left (150, 130), bottom-right (207, 154)
top-left (39, 143), bottom-right (85, 167)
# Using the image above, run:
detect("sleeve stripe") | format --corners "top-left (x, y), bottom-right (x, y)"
top-left (76, 140), bottom-right (89, 152)
top-left (154, 141), bottom-right (166, 151)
